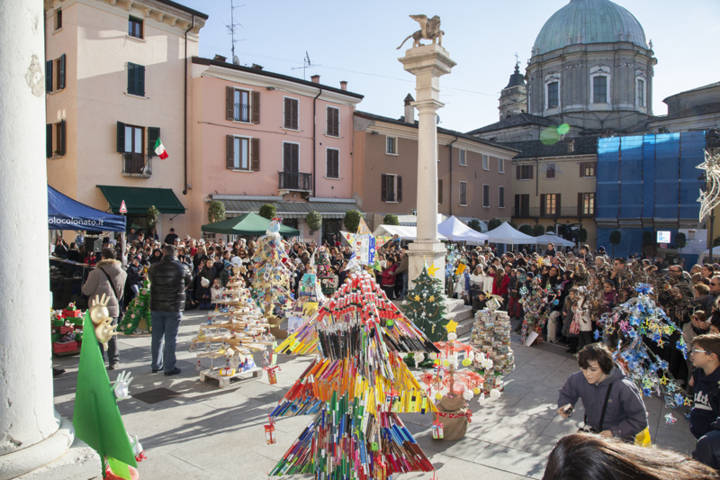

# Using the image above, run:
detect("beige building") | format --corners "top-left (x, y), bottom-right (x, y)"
top-left (508, 136), bottom-right (598, 246)
top-left (45, 0), bottom-right (206, 237)
top-left (353, 105), bottom-right (517, 229)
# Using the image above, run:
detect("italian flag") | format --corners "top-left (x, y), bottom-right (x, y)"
top-left (154, 138), bottom-right (169, 159)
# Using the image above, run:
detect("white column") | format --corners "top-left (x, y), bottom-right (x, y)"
top-left (399, 44), bottom-right (456, 290)
top-left (0, 2), bottom-right (99, 478)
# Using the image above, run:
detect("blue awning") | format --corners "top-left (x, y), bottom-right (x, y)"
top-left (48, 185), bottom-right (126, 232)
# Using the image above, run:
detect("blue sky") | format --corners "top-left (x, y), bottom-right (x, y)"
top-left (181, 0), bottom-right (720, 132)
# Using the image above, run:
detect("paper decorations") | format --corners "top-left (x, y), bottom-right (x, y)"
top-left (401, 265), bottom-right (447, 343)
top-left (470, 309), bottom-right (515, 377)
top-left (251, 220), bottom-right (293, 329)
top-left (269, 268), bottom-right (439, 478)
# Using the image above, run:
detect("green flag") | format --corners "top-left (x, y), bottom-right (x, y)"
top-left (73, 312), bottom-right (137, 479)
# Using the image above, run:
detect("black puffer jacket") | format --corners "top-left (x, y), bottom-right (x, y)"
top-left (148, 255), bottom-right (192, 312)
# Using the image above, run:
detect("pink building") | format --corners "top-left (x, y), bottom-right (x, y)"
top-left (187, 57), bottom-right (363, 240)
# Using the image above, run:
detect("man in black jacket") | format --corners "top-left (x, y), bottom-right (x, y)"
top-left (148, 245), bottom-right (191, 376)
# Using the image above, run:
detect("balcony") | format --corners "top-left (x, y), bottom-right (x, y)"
top-left (278, 171), bottom-right (312, 192)
top-left (513, 207), bottom-right (595, 219)
top-left (122, 153), bottom-right (152, 178)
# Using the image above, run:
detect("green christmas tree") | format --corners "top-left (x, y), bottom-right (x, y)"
top-left (121, 279), bottom-right (151, 334)
top-left (402, 265), bottom-right (447, 342)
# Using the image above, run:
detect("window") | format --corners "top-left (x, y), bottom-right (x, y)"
top-left (514, 194), bottom-right (529, 217)
top-left (482, 184), bottom-right (489, 207)
top-left (460, 182), bottom-right (468, 206)
top-left (225, 135), bottom-right (259, 171)
top-left (122, 124), bottom-right (143, 154)
top-left (381, 174), bottom-right (402, 202)
top-left (226, 87), bottom-right (260, 123)
top-left (579, 192), bottom-right (595, 216)
top-left (458, 149), bottom-right (467, 166)
top-left (546, 81), bottom-right (559, 109)
top-left (283, 97), bottom-right (299, 130)
top-left (580, 163), bottom-right (596, 177)
top-left (498, 158), bottom-right (504, 173)
top-left (127, 62), bottom-right (145, 96)
top-left (128, 16), bottom-right (143, 39)
top-left (46, 121), bottom-right (66, 157)
top-left (55, 8), bottom-right (62, 30)
top-left (438, 179), bottom-right (443, 204)
top-left (516, 164), bottom-right (533, 180)
top-left (55, 54), bottom-right (66, 90)
top-left (636, 78), bottom-right (646, 107)
top-left (482, 154), bottom-right (489, 170)
top-left (386, 136), bottom-right (398, 155)
top-left (46, 60), bottom-right (53, 93)
top-left (498, 186), bottom-right (505, 208)
top-left (541, 193), bottom-right (560, 217)
top-left (116, 121), bottom-right (147, 175)
top-left (592, 75), bottom-right (608, 103)
top-left (326, 107), bottom-right (339, 137)
top-left (546, 163), bottom-right (556, 178)
top-left (326, 148), bottom-right (339, 178)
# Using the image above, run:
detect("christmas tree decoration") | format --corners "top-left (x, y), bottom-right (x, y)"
top-left (251, 219), bottom-right (293, 336)
top-left (121, 279), bottom-right (151, 334)
top-left (470, 309), bottom-right (515, 377)
top-left (401, 265), bottom-right (447, 343)
top-left (427, 263), bottom-right (439, 278)
top-left (51, 303), bottom-right (84, 355)
top-left (596, 284), bottom-right (690, 409)
top-left (269, 268), bottom-right (439, 479)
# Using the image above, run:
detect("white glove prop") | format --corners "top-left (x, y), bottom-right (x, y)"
top-left (113, 370), bottom-right (133, 401)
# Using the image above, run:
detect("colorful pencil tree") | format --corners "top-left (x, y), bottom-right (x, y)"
top-left (271, 267), bottom-right (440, 479)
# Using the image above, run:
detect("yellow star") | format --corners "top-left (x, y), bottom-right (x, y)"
top-left (445, 319), bottom-right (458, 333)
top-left (427, 263), bottom-right (439, 278)
top-left (659, 375), bottom-right (669, 386)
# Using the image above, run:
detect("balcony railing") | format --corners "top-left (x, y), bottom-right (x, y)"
top-left (278, 171), bottom-right (312, 192)
top-left (513, 207), bottom-right (595, 218)
top-left (122, 153), bottom-right (152, 177)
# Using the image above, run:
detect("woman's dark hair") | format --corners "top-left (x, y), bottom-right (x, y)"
top-left (542, 433), bottom-right (719, 480)
top-left (577, 343), bottom-right (614, 374)
top-left (101, 247), bottom-right (115, 260)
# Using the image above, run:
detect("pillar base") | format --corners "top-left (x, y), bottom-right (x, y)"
top-left (407, 240), bottom-right (446, 291)
top-left (0, 417), bottom-right (101, 480)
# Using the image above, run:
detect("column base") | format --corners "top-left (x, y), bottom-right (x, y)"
top-left (407, 240), bottom-right (446, 291)
top-left (0, 417), bottom-right (101, 480)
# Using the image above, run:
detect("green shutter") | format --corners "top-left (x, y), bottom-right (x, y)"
top-left (147, 127), bottom-right (160, 157)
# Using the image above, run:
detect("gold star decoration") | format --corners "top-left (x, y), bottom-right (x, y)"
top-left (427, 263), bottom-right (439, 278)
top-left (444, 319), bottom-right (458, 333)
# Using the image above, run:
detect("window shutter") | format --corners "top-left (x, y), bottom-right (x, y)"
top-left (127, 63), bottom-right (134, 93)
top-left (540, 194), bottom-right (546, 217)
top-left (251, 138), bottom-right (260, 171)
top-left (251, 91), bottom-right (260, 124)
top-left (46, 60), bottom-right (53, 92)
top-left (147, 127), bottom-right (160, 157)
top-left (57, 121), bottom-right (66, 155)
top-left (116, 121), bottom-right (125, 153)
top-left (556, 194), bottom-right (561, 216)
top-left (397, 176), bottom-right (402, 202)
top-left (46, 124), bottom-right (53, 158)
top-left (438, 179), bottom-right (443, 203)
top-left (137, 64), bottom-right (145, 96)
top-left (226, 135), bottom-right (234, 169)
top-left (578, 192), bottom-right (583, 216)
top-left (327, 108), bottom-right (332, 135)
top-left (381, 174), bottom-right (387, 202)
top-left (516, 165), bottom-right (520, 179)
top-left (57, 54), bottom-right (66, 90)
top-left (226, 87), bottom-right (234, 120)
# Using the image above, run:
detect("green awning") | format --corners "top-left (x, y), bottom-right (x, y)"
top-left (97, 185), bottom-right (185, 215)
top-left (202, 213), bottom-right (299, 237)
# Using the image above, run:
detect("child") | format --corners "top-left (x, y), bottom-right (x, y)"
top-left (572, 287), bottom-right (593, 351)
top-left (210, 278), bottom-right (224, 309)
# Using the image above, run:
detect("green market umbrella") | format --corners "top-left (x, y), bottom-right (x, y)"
top-left (201, 212), bottom-right (299, 237)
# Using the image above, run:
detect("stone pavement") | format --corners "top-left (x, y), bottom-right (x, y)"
top-left (52, 311), bottom-right (697, 480)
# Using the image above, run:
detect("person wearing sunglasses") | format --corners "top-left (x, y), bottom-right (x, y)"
top-left (689, 334), bottom-right (720, 468)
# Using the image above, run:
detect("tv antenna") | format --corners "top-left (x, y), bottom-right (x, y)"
top-left (291, 51), bottom-right (319, 80)
top-left (226, 0), bottom-right (246, 65)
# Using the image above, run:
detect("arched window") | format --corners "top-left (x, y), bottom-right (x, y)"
top-left (590, 66), bottom-right (611, 105)
top-left (635, 76), bottom-right (646, 108)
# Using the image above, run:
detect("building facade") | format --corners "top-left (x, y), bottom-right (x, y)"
top-left (353, 109), bottom-right (517, 229)
top-left (45, 0), bottom-right (206, 237)
top-left (189, 58), bottom-right (363, 240)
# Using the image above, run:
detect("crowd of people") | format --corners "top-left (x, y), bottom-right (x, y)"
top-left (51, 229), bottom-right (720, 472)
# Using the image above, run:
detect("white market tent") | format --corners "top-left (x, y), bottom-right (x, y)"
top-left (396, 213), bottom-right (447, 226)
top-left (373, 224), bottom-right (448, 241)
top-left (485, 221), bottom-right (537, 246)
top-left (533, 232), bottom-right (575, 248)
top-left (437, 215), bottom-right (488, 244)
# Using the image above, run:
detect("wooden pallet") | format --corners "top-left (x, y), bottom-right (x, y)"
top-left (198, 367), bottom-right (260, 388)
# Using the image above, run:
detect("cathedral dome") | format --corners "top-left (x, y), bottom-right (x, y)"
top-left (532, 0), bottom-right (647, 55)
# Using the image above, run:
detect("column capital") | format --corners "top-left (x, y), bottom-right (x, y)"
top-left (413, 99), bottom-right (445, 112)
top-left (398, 44), bottom-right (456, 77)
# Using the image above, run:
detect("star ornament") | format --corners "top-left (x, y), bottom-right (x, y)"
top-left (427, 263), bottom-right (440, 278)
top-left (444, 319), bottom-right (458, 334)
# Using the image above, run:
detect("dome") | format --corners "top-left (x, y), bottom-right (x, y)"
top-left (532, 0), bottom-right (647, 55)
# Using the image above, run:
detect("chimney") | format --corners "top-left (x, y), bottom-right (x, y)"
top-left (404, 93), bottom-right (415, 124)
top-left (340, 80), bottom-right (347, 90)
top-left (311, 74), bottom-right (320, 83)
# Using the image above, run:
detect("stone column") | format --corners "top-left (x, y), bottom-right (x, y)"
top-left (0, 2), bottom-right (99, 478)
top-left (398, 44), bottom-right (455, 290)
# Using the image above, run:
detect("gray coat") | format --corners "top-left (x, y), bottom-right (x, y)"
top-left (558, 366), bottom-right (648, 440)
top-left (82, 259), bottom-right (127, 317)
